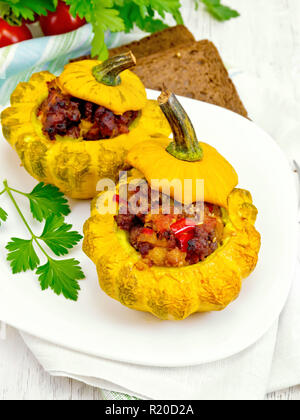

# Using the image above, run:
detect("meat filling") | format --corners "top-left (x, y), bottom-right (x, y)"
top-left (114, 185), bottom-right (224, 268)
top-left (37, 80), bottom-right (139, 141)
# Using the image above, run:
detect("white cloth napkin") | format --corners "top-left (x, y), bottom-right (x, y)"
top-left (15, 72), bottom-right (300, 400)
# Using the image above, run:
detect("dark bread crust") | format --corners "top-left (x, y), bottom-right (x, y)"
top-left (132, 40), bottom-right (248, 118)
top-left (109, 25), bottom-right (195, 59)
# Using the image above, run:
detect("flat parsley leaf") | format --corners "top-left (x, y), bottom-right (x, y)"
top-left (91, 2), bottom-right (125, 59)
top-left (5, 0), bottom-right (56, 21)
top-left (0, 207), bottom-right (8, 226)
top-left (66, 0), bottom-right (125, 59)
top-left (39, 214), bottom-right (83, 256)
top-left (6, 238), bottom-right (40, 274)
top-left (64, 0), bottom-right (92, 20)
top-left (67, 0), bottom-right (184, 58)
top-left (201, 0), bottom-right (239, 21)
top-left (26, 183), bottom-right (70, 222)
top-left (138, 14), bottom-right (169, 33)
top-left (117, 3), bottom-right (168, 34)
top-left (36, 258), bottom-right (85, 301)
top-left (3, 181), bottom-right (84, 301)
top-left (150, 0), bottom-right (183, 22)
top-left (194, 0), bottom-right (200, 10)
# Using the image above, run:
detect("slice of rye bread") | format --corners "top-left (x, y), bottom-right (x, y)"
top-left (108, 25), bottom-right (195, 58)
top-left (132, 40), bottom-right (248, 118)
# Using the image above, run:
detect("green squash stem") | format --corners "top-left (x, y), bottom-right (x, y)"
top-left (92, 51), bottom-right (136, 87)
top-left (158, 91), bottom-right (203, 162)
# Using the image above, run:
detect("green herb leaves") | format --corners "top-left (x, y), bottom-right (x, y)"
top-left (2, 0), bottom-right (56, 21)
top-left (37, 258), bottom-right (84, 300)
top-left (65, 0), bottom-right (185, 59)
top-left (39, 214), bottom-right (82, 257)
top-left (6, 238), bottom-right (40, 273)
top-left (64, 0), bottom-right (126, 58)
top-left (0, 207), bottom-right (8, 225)
top-left (1, 1), bottom-right (240, 58)
top-left (116, 1), bottom-right (169, 35)
top-left (90, 2), bottom-right (125, 59)
top-left (26, 182), bottom-right (70, 222)
top-left (66, 0), bottom-right (239, 58)
top-left (200, 0), bottom-right (240, 21)
top-left (1, 180), bottom-right (84, 301)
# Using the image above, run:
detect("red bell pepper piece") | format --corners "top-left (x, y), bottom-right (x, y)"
top-left (176, 232), bottom-right (194, 252)
top-left (206, 203), bottom-right (214, 214)
top-left (142, 228), bottom-right (154, 235)
top-left (170, 218), bottom-right (197, 236)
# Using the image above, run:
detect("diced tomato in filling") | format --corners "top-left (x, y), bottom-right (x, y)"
top-left (114, 184), bottom-right (224, 267)
top-left (142, 228), bottom-right (155, 235)
top-left (170, 218), bottom-right (197, 235)
top-left (176, 232), bottom-right (195, 253)
top-left (37, 80), bottom-right (139, 141)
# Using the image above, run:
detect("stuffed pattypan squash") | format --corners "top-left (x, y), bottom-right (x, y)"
top-left (83, 91), bottom-right (261, 320)
top-left (1, 52), bottom-right (170, 199)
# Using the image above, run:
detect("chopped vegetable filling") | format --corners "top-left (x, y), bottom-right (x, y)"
top-left (114, 185), bottom-right (224, 267)
top-left (37, 80), bottom-right (139, 141)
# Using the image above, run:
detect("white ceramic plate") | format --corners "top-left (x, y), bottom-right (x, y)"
top-left (0, 91), bottom-right (298, 367)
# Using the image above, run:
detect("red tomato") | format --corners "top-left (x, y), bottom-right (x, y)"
top-left (39, 1), bottom-right (86, 36)
top-left (0, 18), bottom-right (32, 48)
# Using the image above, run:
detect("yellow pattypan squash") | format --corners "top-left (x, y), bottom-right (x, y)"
top-left (127, 140), bottom-right (238, 208)
top-left (59, 53), bottom-right (146, 114)
top-left (127, 91), bottom-right (238, 208)
top-left (1, 53), bottom-right (171, 199)
top-left (83, 91), bottom-right (261, 320)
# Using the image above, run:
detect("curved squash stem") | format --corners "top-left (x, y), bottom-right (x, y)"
top-left (158, 91), bottom-right (203, 162)
top-left (92, 51), bottom-right (136, 87)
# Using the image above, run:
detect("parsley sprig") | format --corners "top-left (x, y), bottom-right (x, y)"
top-left (0, 1), bottom-right (239, 58)
top-left (0, 0), bottom-right (56, 21)
top-left (66, 0), bottom-right (239, 58)
top-left (1, 180), bottom-right (84, 301)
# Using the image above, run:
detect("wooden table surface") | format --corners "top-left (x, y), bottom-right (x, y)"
top-left (1, 0), bottom-right (300, 400)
